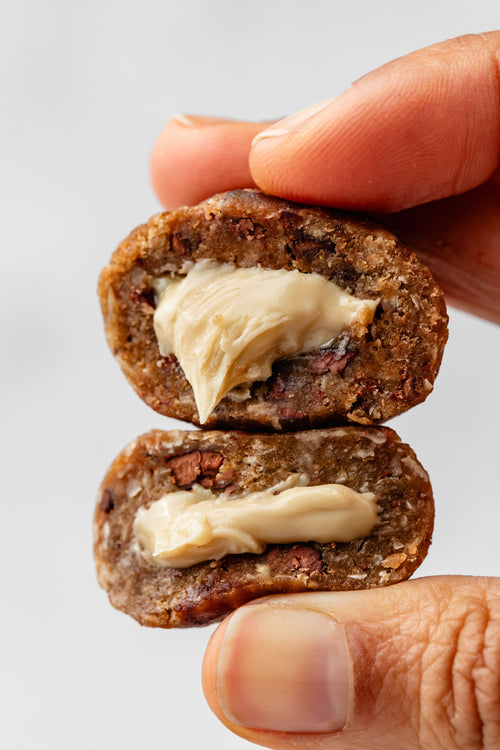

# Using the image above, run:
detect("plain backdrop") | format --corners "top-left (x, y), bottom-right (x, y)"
top-left (1, 1), bottom-right (499, 748)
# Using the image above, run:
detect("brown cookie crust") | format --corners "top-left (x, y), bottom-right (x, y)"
top-left (94, 427), bottom-right (434, 628)
top-left (98, 190), bottom-right (448, 430)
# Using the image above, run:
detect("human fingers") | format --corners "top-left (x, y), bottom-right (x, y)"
top-left (202, 577), bottom-right (500, 750)
top-left (151, 32), bottom-right (500, 213)
top-left (385, 176), bottom-right (500, 324)
top-left (150, 115), bottom-right (275, 209)
top-left (250, 32), bottom-right (500, 212)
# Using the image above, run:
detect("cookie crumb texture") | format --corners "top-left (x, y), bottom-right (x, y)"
top-left (94, 427), bottom-right (434, 628)
top-left (98, 190), bottom-right (448, 430)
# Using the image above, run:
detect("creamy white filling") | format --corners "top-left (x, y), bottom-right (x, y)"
top-left (133, 476), bottom-right (379, 568)
top-left (153, 260), bottom-right (378, 423)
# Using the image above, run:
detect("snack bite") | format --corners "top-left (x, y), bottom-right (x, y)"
top-left (98, 190), bottom-right (448, 431)
top-left (94, 427), bottom-right (434, 628)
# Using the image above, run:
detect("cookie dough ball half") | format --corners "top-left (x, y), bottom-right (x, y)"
top-left (98, 190), bottom-right (448, 431)
top-left (94, 427), bottom-right (434, 628)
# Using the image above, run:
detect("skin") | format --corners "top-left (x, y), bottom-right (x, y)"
top-left (150, 32), bottom-right (500, 749)
top-left (152, 32), bottom-right (500, 324)
top-left (201, 580), bottom-right (500, 750)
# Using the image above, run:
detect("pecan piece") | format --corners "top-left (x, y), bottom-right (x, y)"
top-left (167, 451), bottom-right (202, 487)
top-left (167, 450), bottom-right (224, 488)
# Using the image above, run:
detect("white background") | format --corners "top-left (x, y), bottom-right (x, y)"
top-left (1, 1), bottom-right (499, 748)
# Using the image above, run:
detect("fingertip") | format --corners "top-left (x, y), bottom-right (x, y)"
top-left (150, 116), bottom-right (189, 208)
top-left (150, 115), bottom-right (227, 209)
top-left (150, 116), bottom-right (273, 209)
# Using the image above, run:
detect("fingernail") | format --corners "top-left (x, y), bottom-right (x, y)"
top-left (169, 114), bottom-right (227, 127)
top-left (252, 99), bottom-right (332, 144)
top-left (216, 604), bottom-right (351, 733)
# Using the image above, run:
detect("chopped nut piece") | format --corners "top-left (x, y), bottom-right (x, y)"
top-left (381, 552), bottom-right (408, 569)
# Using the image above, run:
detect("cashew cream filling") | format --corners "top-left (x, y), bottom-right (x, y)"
top-left (153, 260), bottom-right (378, 423)
top-left (133, 475), bottom-right (379, 568)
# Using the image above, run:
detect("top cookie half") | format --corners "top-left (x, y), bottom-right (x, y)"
top-left (98, 190), bottom-right (448, 431)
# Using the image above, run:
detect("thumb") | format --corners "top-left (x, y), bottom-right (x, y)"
top-left (249, 32), bottom-right (500, 213)
top-left (202, 577), bottom-right (500, 750)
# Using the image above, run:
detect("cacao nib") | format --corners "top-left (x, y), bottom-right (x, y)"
top-left (403, 376), bottom-right (419, 400)
top-left (292, 239), bottom-right (333, 261)
top-left (277, 406), bottom-right (309, 425)
top-left (360, 378), bottom-right (381, 394)
top-left (278, 210), bottom-right (301, 231)
top-left (313, 349), bottom-right (355, 374)
top-left (171, 234), bottom-right (190, 256)
top-left (290, 546), bottom-right (324, 574)
top-left (228, 217), bottom-right (266, 239)
top-left (268, 374), bottom-right (292, 400)
top-left (337, 264), bottom-right (360, 285)
top-left (313, 333), bottom-right (355, 374)
top-left (156, 354), bottom-right (176, 370)
top-left (99, 489), bottom-right (114, 513)
top-left (129, 286), bottom-right (156, 309)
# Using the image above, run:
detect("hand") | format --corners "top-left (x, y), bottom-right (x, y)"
top-left (151, 32), bottom-right (500, 750)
